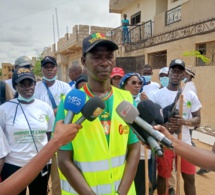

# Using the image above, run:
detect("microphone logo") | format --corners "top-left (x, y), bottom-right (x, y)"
top-left (66, 96), bottom-right (82, 106)
top-left (120, 105), bottom-right (131, 117)
top-left (92, 107), bottom-right (104, 118)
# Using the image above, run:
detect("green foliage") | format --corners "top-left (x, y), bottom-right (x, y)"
top-left (33, 56), bottom-right (43, 77)
top-left (183, 50), bottom-right (211, 63)
top-left (0, 68), bottom-right (2, 76)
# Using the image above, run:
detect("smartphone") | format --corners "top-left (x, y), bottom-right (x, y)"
top-left (41, 165), bottom-right (48, 177)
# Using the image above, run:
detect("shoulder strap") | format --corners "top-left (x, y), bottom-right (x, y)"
top-left (42, 80), bottom-right (57, 109)
top-left (171, 87), bottom-right (183, 111)
top-left (0, 81), bottom-right (6, 105)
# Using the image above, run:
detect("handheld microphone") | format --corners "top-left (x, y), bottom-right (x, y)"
top-left (116, 100), bottom-right (173, 149)
top-left (75, 96), bottom-right (105, 124)
top-left (128, 122), bottom-right (163, 157)
top-left (64, 89), bottom-right (86, 124)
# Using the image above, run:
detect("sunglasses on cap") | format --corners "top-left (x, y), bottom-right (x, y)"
top-left (128, 80), bottom-right (143, 86)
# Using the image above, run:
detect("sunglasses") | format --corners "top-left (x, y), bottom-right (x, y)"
top-left (128, 80), bottom-right (143, 86)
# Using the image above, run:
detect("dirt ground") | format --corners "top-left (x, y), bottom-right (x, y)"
top-left (181, 139), bottom-right (215, 195)
top-left (39, 139), bottom-right (215, 195)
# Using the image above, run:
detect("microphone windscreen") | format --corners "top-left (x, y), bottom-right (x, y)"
top-left (64, 89), bottom-right (86, 114)
top-left (137, 99), bottom-right (164, 125)
top-left (116, 101), bottom-right (139, 124)
top-left (81, 96), bottom-right (105, 121)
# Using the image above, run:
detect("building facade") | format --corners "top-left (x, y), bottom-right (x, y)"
top-left (42, 0), bottom-right (215, 129)
top-left (109, 0), bottom-right (215, 129)
top-left (1, 63), bottom-right (14, 80)
top-left (1, 57), bottom-right (36, 80)
top-left (42, 25), bottom-right (113, 82)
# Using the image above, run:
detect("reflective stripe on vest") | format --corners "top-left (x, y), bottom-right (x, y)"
top-left (74, 154), bottom-right (126, 172)
top-left (61, 179), bottom-right (121, 194)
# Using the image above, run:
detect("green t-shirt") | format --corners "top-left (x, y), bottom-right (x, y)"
top-left (54, 91), bottom-right (139, 150)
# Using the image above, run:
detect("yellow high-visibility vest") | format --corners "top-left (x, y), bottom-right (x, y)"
top-left (59, 87), bottom-right (136, 195)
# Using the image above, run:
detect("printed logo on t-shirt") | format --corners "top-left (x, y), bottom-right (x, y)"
top-left (186, 101), bottom-right (192, 108)
top-left (38, 114), bottom-right (49, 122)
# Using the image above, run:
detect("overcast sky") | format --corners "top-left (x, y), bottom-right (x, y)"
top-left (0, 0), bottom-right (120, 66)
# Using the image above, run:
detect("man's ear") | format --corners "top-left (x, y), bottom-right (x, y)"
top-left (81, 56), bottom-right (86, 67)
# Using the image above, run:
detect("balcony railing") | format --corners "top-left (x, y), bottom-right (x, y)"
top-left (166, 5), bottom-right (182, 26)
top-left (110, 20), bottom-right (153, 45)
top-left (124, 17), bottom-right (215, 52)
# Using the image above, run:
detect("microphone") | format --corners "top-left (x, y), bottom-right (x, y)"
top-left (64, 89), bottom-right (86, 124)
top-left (128, 122), bottom-right (163, 157)
top-left (75, 96), bottom-right (105, 124)
top-left (116, 100), bottom-right (173, 149)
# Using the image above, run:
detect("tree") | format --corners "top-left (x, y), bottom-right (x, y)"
top-left (33, 56), bottom-right (43, 78)
top-left (183, 50), bottom-right (210, 63)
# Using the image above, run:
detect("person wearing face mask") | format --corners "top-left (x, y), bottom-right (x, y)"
top-left (34, 56), bottom-right (71, 115)
top-left (5, 56), bottom-right (34, 96)
top-left (0, 67), bottom-right (55, 195)
top-left (159, 67), bottom-right (169, 88)
top-left (141, 64), bottom-right (160, 96)
top-left (34, 56), bottom-right (71, 195)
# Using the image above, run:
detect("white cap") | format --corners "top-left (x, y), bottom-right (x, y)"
top-left (159, 67), bottom-right (169, 75)
top-left (15, 56), bottom-right (32, 67)
top-left (185, 66), bottom-right (196, 78)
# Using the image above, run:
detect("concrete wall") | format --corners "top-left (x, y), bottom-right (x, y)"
top-left (155, 0), bottom-right (215, 35)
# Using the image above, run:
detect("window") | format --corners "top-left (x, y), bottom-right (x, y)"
top-left (196, 44), bottom-right (206, 66)
top-left (148, 51), bottom-right (167, 69)
top-left (131, 12), bottom-right (141, 25)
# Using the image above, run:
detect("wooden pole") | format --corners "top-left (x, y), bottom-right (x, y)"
top-left (144, 146), bottom-right (149, 195)
top-left (176, 95), bottom-right (183, 195)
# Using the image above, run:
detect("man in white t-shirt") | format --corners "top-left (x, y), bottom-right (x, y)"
top-left (34, 56), bottom-right (71, 115)
top-left (141, 64), bottom-right (160, 96)
top-left (34, 56), bottom-right (71, 195)
top-left (149, 59), bottom-right (201, 195)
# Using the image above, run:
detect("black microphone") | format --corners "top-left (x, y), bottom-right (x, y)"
top-left (74, 96), bottom-right (105, 124)
top-left (116, 100), bottom-right (173, 149)
top-left (128, 122), bottom-right (163, 157)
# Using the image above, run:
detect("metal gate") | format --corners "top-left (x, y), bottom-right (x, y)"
top-left (115, 56), bottom-right (145, 75)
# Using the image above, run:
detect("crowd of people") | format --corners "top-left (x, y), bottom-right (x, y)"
top-left (0, 32), bottom-right (214, 195)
